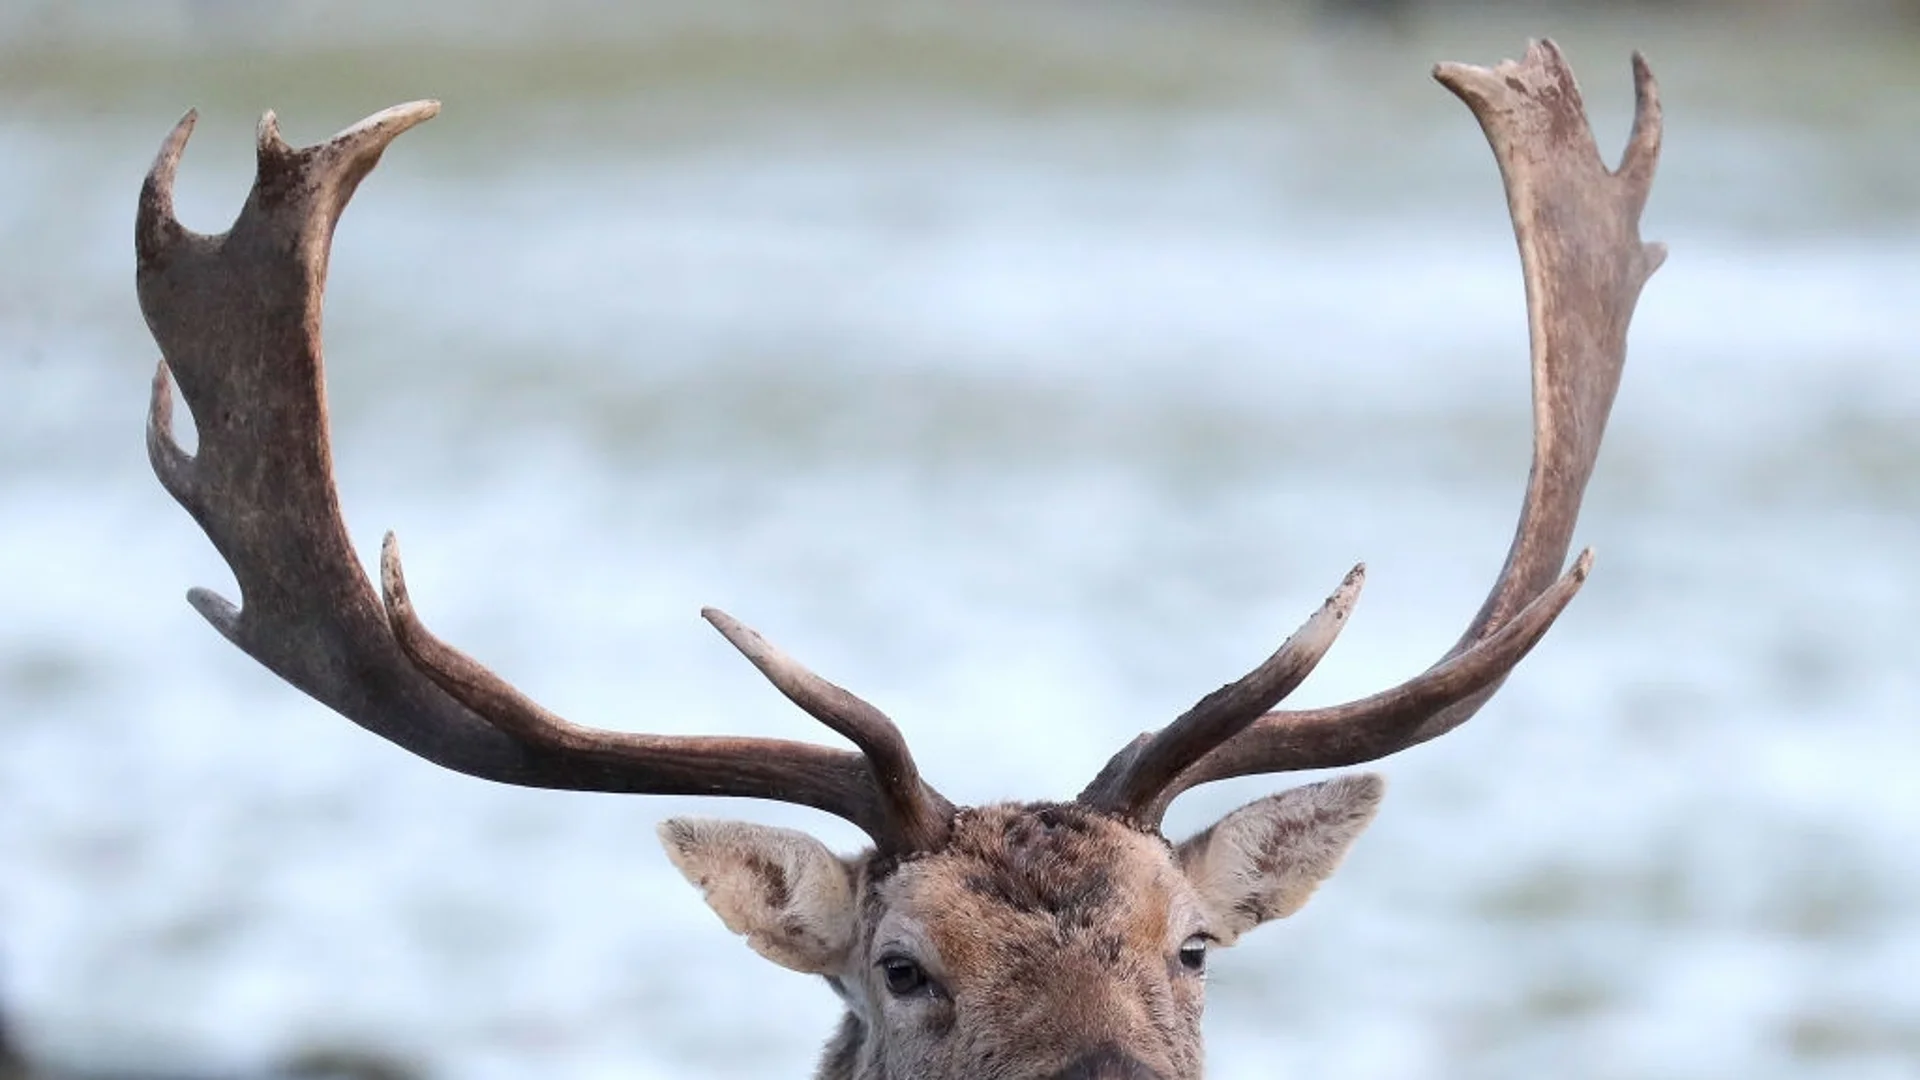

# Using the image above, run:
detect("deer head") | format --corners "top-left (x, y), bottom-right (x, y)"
top-left (137, 41), bottom-right (1663, 1080)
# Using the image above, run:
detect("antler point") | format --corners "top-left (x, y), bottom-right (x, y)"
top-left (327, 100), bottom-right (443, 158)
top-left (1572, 547), bottom-right (1596, 578)
top-left (378, 531), bottom-right (411, 609)
top-left (147, 359), bottom-right (172, 409)
top-left (256, 109), bottom-right (285, 145)
top-left (185, 586), bottom-right (242, 640)
top-left (138, 112), bottom-right (201, 259)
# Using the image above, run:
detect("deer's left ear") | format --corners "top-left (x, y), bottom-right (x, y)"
top-left (1175, 773), bottom-right (1384, 945)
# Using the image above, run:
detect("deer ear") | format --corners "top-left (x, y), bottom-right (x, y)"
top-left (658, 818), bottom-right (858, 975)
top-left (1175, 773), bottom-right (1384, 945)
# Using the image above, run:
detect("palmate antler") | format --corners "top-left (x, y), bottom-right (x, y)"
top-left (1080, 41), bottom-right (1664, 828)
top-left (141, 40), bottom-right (1660, 853)
top-left (137, 102), bottom-right (956, 854)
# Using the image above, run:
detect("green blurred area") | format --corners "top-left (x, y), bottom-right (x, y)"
top-left (2, 0), bottom-right (1917, 123)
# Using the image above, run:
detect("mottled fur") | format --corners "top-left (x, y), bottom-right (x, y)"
top-left (661, 774), bottom-right (1383, 1079)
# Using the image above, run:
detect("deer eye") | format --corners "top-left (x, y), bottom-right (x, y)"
top-left (878, 955), bottom-right (931, 998)
top-left (1177, 934), bottom-right (1209, 974)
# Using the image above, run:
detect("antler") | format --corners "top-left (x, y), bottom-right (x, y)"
top-left (138, 103), bottom-right (953, 854)
top-left (1081, 41), bottom-right (1665, 828)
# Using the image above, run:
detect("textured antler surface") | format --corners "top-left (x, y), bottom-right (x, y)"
top-left (1084, 41), bottom-right (1665, 827)
top-left (144, 42), bottom-right (1660, 849)
top-left (1077, 566), bottom-right (1364, 822)
top-left (140, 103), bottom-right (953, 853)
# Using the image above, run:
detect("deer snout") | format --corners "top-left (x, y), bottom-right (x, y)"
top-left (1044, 1045), bottom-right (1167, 1080)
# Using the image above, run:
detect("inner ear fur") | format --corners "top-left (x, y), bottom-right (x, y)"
top-left (1175, 773), bottom-right (1385, 945)
top-left (658, 818), bottom-right (858, 975)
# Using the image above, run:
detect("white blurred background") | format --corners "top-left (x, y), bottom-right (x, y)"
top-left (1, 2), bottom-right (1916, 1078)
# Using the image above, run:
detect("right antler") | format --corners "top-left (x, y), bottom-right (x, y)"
top-left (1081, 41), bottom-right (1665, 828)
top-left (137, 102), bottom-right (957, 855)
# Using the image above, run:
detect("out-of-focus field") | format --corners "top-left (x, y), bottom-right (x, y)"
top-left (2, 3), bottom-right (1916, 1078)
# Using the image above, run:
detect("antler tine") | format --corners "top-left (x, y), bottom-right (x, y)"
top-left (700, 609), bottom-right (953, 852)
top-left (139, 104), bottom-right (952, 854)
top-left (1077, 565), bottom-right (1364, 823)
top-left (378, 535), bottom-right (946, 849)
top-left (1131, 551), bottom-right (1593, 825)
top-left (136, 110), bottom-right (196, 274)
top-left (1090, 42), bottom-right (1664, 829)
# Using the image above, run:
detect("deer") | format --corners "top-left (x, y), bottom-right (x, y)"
top-left (135, 39), bottom-right (1663, 1080)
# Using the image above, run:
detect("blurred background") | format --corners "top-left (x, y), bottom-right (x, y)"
top-left (1, 1), bottom-right (1916, 1078)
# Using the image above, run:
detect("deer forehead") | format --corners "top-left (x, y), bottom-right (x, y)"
top-left (868, 804), bottom-right (1194, 976)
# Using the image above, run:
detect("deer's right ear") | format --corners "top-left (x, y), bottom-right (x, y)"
top-left (658, 818), bottom-right (858, 975)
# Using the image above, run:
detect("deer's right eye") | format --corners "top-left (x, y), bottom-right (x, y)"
top-left (878, 956), bottom-right (930, 998)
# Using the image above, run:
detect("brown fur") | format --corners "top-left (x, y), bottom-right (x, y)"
top-left (841, 803), bottom-right (1204, 1079)
top-left (663, 775), bottom-right (1383, 1079)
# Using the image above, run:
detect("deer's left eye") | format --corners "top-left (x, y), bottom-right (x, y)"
top-left (1177, 934), bottom-right (1209, 974)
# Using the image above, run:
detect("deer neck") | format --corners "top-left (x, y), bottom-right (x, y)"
top-left (814, 1008), bottom-right (868, 1080)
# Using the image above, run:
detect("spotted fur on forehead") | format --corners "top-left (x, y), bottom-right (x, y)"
top-left (866, 802), bottom-right (1168, 930)
top-left (840, 801), bottom-right (1203, 1080)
